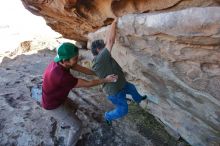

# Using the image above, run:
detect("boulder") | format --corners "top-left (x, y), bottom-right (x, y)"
top-left (88, 7), bottom-right (220, 146)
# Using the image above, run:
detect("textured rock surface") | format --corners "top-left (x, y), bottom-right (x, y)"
top-left (21, 0), bottom-right (220, 42)
top-left (88, 7), bottom-right (220, 146)
top-left (0, 40), bottom-right (66, 145)
top-left (18, 0), bottom-right (220, 145)
top-left (0, 40), bottom-right (189, 146)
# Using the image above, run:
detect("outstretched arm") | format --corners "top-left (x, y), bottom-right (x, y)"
top-left (72, 64), bottom-right (96, 75)
top-left (75, 74), bottom-right (118, 88)
top-left (105, 18), bottom-right (118, 53)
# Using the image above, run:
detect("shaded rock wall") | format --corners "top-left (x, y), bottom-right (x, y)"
top-left (21, 0), bottom-right (220, 42)
top-left (88, 7), bottom-right (220, 146)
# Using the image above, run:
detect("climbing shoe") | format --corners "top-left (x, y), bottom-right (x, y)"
top-left (142, 95), bottom-right (148, 100)
top-left (105, 119), bottom-right (112, 126)
top-left (141, 95), bottom-right (149, 105)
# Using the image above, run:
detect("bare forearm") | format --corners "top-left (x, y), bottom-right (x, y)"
top-left (81, 67), bottom-right (96, 75)
top-left (75, 78), bottom-right (106, 88)
top-left (105, 19), bottom-right (117, 52)
top-left (72, 64), bottom-right (96, 75)
top-left (109, 20), bottom-right (116, 44)
top-left (75, 74), bottom-right (116, 88)
top-left (86, 79), bottom-right (106, 87)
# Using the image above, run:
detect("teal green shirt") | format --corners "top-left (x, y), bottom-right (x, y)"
top-left (92, 48), bottom-right (126, 96)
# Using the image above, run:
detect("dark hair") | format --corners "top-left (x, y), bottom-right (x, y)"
top-left (61, 58), bottom-right (70, 63)
top-left (91, 39), bottom-right (105, 56)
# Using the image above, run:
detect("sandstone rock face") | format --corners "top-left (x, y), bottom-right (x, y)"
top-left (21, 0), bottom-right (220, 42)
top-left (88, 7), bottom-right (220, 146)
top-left (21, 0), bottom-right (220, 145)
top-left (0, 40), bottom-right (71, 146)
top-left (1, 40), bottom-right (186, 146)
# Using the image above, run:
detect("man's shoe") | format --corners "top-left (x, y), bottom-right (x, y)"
top-left (105, 119), bottom-right (112, 126)
top-left (142, 95), bottom-right (147, 100)
top-left (141, 95), bottom-right (149, 104)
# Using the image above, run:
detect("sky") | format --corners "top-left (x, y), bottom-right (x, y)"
top-left (0, 0), bottom-right (61, 53)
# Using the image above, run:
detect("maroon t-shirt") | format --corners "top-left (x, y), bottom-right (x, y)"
top-left (42, 62), bottom-right (78, 110)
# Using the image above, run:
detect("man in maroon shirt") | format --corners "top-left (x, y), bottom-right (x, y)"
top-left (42, 42), bottom-right (117, 146)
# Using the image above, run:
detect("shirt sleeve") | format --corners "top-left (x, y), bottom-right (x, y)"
top-left (97, 48), bottom-right (111, 63)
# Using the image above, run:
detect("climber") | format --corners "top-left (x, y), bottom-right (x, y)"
top-left (41, 42), bottom-right (117, 146)
top-left (91, 18), bottom-right (148, 126)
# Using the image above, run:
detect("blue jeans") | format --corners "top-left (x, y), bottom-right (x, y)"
top-left (105, 82), bottom-right (142, 121)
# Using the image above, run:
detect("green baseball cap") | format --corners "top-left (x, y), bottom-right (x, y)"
top-left (54, 42), bottom-right (79, 62)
